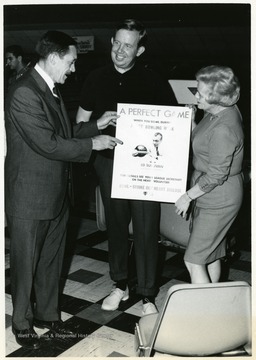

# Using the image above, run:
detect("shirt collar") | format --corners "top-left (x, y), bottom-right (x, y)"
top-left (112, 62), bottom-right (138, 76)
top-left (34, 63), bottom-right (55, 94)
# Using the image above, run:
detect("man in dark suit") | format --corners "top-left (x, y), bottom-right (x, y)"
top-left (5, 30), bottom-right (122, 350)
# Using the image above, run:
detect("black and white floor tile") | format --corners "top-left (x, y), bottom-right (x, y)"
top-left (5, 209), bottom-right (251, 357)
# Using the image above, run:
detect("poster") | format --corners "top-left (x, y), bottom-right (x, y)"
top-left (111, 103), bottom-right (192, 203)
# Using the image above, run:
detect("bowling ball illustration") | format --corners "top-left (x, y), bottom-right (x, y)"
top-left (132, 145), bottom-right (148, 157)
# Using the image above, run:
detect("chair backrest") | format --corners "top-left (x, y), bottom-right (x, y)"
top-left (160, 202), bottom-right (190, 247)
top-left (150, 281), bottom-right (251, 356)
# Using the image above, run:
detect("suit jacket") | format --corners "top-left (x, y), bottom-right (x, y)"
top-left (5, 68), bottom-right (99, 220)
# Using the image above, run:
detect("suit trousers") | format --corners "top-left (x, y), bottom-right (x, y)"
top-left (94, 154), bottom-right (160, 297)
top-left (6, 200), bottom-right (69, 330)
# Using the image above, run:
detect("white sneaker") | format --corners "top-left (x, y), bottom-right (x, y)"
top-left (101, 287), bottom-right (129, 311)
top-left (142, 302), bottom-right (158, 316)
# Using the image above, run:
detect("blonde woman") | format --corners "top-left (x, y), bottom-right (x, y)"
top-left (175, 65), bottom-right (244, 284)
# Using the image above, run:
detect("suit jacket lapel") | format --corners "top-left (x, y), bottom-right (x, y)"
top-left (45, 89), bottom-right (71, 137)
top-left (30, 69), bottom-right (71, 138)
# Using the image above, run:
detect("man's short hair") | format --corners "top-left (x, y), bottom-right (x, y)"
top-left (154, 132), bottom-right (163, 140)
top-left (35, 30), bottom-right (77, 59)
top-left (114, 19), bottom-right (147, 47)
top-left (5, 45), bottom-right (24, 58)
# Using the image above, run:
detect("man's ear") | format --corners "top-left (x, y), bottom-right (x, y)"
top-left (48, 52), bottom-right (58, 65)
top-left (17, 55), bottom-right (23, 64)
top-left (111, 37), bottom-right (114, 45)
top-left (136, 46), bottom-right (145, 58)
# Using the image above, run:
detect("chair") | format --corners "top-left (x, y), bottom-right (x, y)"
top-left (134, 281), bottom-right (252, 357)
top-left (95, 185), bottom-right (190, 243)
top-left (95, 185), bottom-right (107, 231)
top-left (159, 202), bottom-right (190, 250)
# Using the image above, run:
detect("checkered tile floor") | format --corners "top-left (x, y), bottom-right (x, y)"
top-left (5, 212), bottom-right (251, 357)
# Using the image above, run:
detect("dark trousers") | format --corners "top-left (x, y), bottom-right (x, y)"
top-left (94, 155), bottom-right (160, 297)
top-left (6, 202), bottom-right (69, 330)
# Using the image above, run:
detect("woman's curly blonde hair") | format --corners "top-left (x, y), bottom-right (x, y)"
top-left (196, 65), bottom-right (240, 107)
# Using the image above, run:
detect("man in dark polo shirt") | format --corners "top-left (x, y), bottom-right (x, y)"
top-left (76, 19), bottom-right (176, 316)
